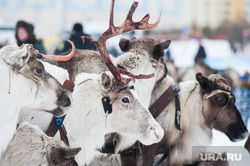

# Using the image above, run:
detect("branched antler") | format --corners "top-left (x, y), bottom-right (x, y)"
top-left (85, 0), bottom-right (161, 86)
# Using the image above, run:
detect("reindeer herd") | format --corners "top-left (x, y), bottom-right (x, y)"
top-left (0, 0), bottom-right (249, 166)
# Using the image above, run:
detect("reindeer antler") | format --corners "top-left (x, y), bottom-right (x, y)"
top-left (37, 40), bottom-right (75, 61)
top-left (85, 0), bottom-right (161, 86)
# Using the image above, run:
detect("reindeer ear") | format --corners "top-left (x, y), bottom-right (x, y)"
top-left (101, 72), bottom-right (113, 92)
top-left (119, 38), bottom-right (130, 52)
top-left (51, 147), bottom-right (81, 161)
top-left (64, 147), bottom-right (81, 159)
top-left (196, 72), bottom-right (212, 92)
top-left (153, 40), bottom-right (171, 60)
top-left (15, 45), bottom-right (30, 67)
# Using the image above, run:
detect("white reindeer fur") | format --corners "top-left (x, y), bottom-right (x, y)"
top-left (114, 51), bottom-right (164, 107)
top-left (0, 45), bottom-right (36, 158)
top-left (109, 51), bottom-right (166, 151)
top-left (0, 44), bottom-right (68, 159)
top-left (63, 73), bottom-right (104, 165)
top-left (62, 72), bottom-right (163, 166)
top-left (153, 76), bottom-right (211, 164)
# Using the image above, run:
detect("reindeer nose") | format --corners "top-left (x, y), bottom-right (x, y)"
top-left (151, 124), bottom-right (164, 142)
top-left (57, 86), bottom-right (72, 108)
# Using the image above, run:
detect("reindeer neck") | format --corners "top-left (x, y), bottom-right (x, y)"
top-left (166, 81), bottom-right (212, 164)
top-left (178, 81), bottom-right (211, 133)
top-left (64, 102), bottom-right (110, 165)
top-left (0, 63), bottom-right (37, 159)
top-left (63, 78), bottom-right (112, 165)
top-left (150, 75), bottom-right (175, 105)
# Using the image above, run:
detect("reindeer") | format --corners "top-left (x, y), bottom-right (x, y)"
top-left (0, 122), bottom-right (81, 166)
top-left (61, 71), bottom-right (163, 165)
top-left (117, 73), bottom-right (248, 166)
top-left (0, 41), bottom-right (75, 158)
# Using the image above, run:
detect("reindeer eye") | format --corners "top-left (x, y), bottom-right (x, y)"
top-left (217, 97), bottom-right (225, 104)
top-left (122, 97), bottom-right (130, 103)
top-left (35, 68), bottom-right (43, 74)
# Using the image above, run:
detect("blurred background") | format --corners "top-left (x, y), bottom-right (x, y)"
top-left (0, 0), bottom-right (250, 73)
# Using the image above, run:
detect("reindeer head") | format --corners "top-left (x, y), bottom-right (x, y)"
top-left (117, 37), bottom-right (171, 83)
top-left (115, 38), bottom-right (170, 106)
top-left (73, 71), bottom-right (164, 146)
top-left (49, 147), bottom-right (81, 166)
top-left (100, 72), bottom-right (164, 145)
top-left (196, 73), bottom-right (248, 142)
top-left (0, 122), bottom-right (81, 166)
top-left (0, 41), bottom-right (75, 116)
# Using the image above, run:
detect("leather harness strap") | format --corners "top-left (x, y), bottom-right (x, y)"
top-left (149, 85), bottom-right (179, 118)
top-left (45, 115), bottom-right (70, 146)
top-left (45, 79), bottom-right (74, 146)
top-left (45, 116), bottom-right (65, 137)
top-left (175, 95), bottom-right (181, 130)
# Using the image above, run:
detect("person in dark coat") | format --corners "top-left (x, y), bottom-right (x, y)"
top-left (194, 40), bottom-right (207, 63)
top-left (61, 23), bottom-right (96, 53)
top-left (15, 20), bottom-right (46, 54)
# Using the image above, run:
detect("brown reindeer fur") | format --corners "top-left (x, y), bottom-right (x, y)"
top-left (57, 49), bottom-right (108, 80)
